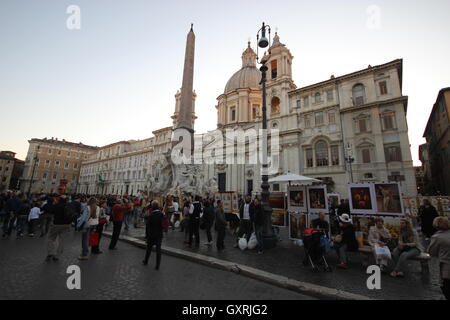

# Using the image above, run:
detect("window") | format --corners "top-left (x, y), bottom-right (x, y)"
top-left (314, 92), bottom-right (321, 103)
top-left (52, 173), bottom-right (57, 180)
top-left (271, 97), bottom-right (280, 114)
top-left (315, 112), bottom-right (324, 126)
top-left (306, 149), bottom-right (313, 167)
top-left (55, 160), bottom-right (60, 167)
top-left (230, 107), bottom-right (236, 121)
top-left (252, 105), bottom-right (259, 119)
top-left (296, 99), bottom-right (301, 109)
top-left (328, 111), bottom-right (336, 124)
top-left (352, 84), bottom-right (366, 105)
top-left (331, 146), bottom-right (339, 165)
top-left (218, 173), bottom-right (226, 192)
top-left (385, 145), bottom-right (402, 162)
top-left (64, 162), bottom-right (69, 169)
top-left (327, 90), bottom-right (333, 101)
top-left (359, 118), bottom-right (368, 133)
top-left (67, 152), bottom-right (71, 157)
top-left (74, 163), bottom-right (78, 169)
top-left (48, 149), bottom-right (52, 154)
top-left (315, 140), bottom-right (329, 166)
top-left (364, 173), bottom-right (374, 179)
top-left (305, 115), bottom-right (311, 128)
top-left (362, 149), bottom-right (371, 163)
top-left (271, 60), bottom-right (278, 79)
top-left (381, 112), bottom-right (396, 130)
top-left (45, 159), bottom-right (50, 168)
top-left (379, 81), bottom-right (388, 95)
top-left (57, 150), bottom-right (61, 156)
top-left (303, 96), bottom-right (309, 107)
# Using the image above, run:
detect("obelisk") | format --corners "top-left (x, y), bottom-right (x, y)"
top-left (176, 24), bottom-right (195, 132)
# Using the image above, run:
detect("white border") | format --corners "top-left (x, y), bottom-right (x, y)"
top-left (348, 183), bottom-right (377, 215)
top-left (287, 186), bottom-right (307, 212)
top-left (373, 182), bottom-right (404, 216)
top-left (307, 185), bottom-right (329, 214)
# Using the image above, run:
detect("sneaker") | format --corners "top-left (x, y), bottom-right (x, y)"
top-left (78, 255), bottom-right (88, 260)
top-left (336, 263), bottom-right (348, 269)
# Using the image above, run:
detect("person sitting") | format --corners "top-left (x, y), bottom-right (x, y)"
top-left (368, 217), bottom-right (391, 272)
top-left (390, 218), bottom-right (424, 278)
top-left (333, 214), bottom-right (358, 269)
top-left (312, 213), bottom-right (330, 238)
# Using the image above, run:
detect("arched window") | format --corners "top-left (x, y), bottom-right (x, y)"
top-left (314, 92), bottom-right (321, 103)
top-left (271, 97), bottom-right (280, 114)
top-left (352, 84), bottom-right (366, 105)
top-left (315, 140), bottom-right (329, 166)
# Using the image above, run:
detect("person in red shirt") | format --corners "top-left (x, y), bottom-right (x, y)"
top-left (108, 198), bottom-right (132, 250)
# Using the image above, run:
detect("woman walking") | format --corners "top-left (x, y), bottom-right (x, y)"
top-left (78, 198), bottom-right (99, 260)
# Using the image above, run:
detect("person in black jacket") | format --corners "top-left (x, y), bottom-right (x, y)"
top-left (189, 195), bottom-right (202, 248)
top-left (202, 201), bottom-right (215, 245)
top-left (333, 214), bottom-right (358, 269)
top-left (46, 196), bottom-right (72, 261)
top-left (419, 199), bottom-right (439, 239)
top-left (251, 198), bottom-right (264, 254)
top-left (142, 200), bottom-right (163, 270)
top-left (234, 195), bottom-right (254, 248)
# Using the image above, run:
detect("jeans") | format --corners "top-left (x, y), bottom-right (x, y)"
top-left (144, 237), bottom-right (162, 268)
top-left (2, 214), bottom-right (14, 236)
top-left (334, 242), bottom-right (348, 264)
top-left (124, 212), bottom-right (132, 229)
top-left (15, 216), bottom-right (27, 235)
top-left (47, 224), bottom-right (71, 257)
top-left (81, 226), bottom-right (96, 256)
top-left (255, 224), bottom-right (264, 252)
top-left (392, 247), bottom-right (420, 272)
top-left (109, 221), bottom-right (123, 249)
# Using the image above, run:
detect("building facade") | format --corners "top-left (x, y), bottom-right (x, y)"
top-left (203, 33), bottom-right (417, 197)
top-left (20, 138), bottom-right (98, 194)
top-left (422, 87), bottom-right (450, 195)
top-left (0, 151), bottom-right (24, 191)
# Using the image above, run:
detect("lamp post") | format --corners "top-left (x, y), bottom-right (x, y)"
top-left (256, 22), bottom-right (277, 249)
top-left (345, 143), bottom-right (354, 183)
top-left (27, 152), bottom-right (39, 197)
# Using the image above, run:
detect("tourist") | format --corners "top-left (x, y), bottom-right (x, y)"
top-left (108, 198), bottom-right (132, 250)
top-left (428, 216), bottom-right (450, 300)
top-left (182, 200), bottom-right (191, 243)
top-left (312, 213), bottom-right (330, 238)
top-left (234, 195), bottom-right (254, 248)
top-left (164, 195), bottom-right (176, 231)
top-left (333, 214), bottom-right (358, 269)
top-left (91, 200), bottom-right (108, 254)
top-left (419, 199), bottom-right (439, 239)
top-left (15, 194), bottom-right (31, 239)
top-left (368, 217), bottom-right (391, 272)
top-left (46, 196), bottom-right (72, 261)
top-left (188, 195), bottom-right (202, 248)
top-left (78, 197), bottom-right (99, 260)
top-left (39, 197), bottom-right (54, 237)
top-left (214, 200), bottom-right (226, 251)
top-left (2, 192), bottom-right (21, 239)
top-left (390, 218), bottom-right (423, 277)
top-left (27, 200), bottom-right (42, 237)
top-left (251, 198), bottom-right (264, 254)
top-left (202, 200), bottom-right (215, 246)
top-left (142, 200), bottom-right (163, 270)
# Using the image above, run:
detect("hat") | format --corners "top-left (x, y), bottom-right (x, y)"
top-left (339, 214), bottom-right (352, 223)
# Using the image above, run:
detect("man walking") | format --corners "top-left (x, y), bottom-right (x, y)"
top-left (214, 200), bottom-right (227, 251)
top-left (188, 195), bottom-right (202, 248)
top-left (108, 198), bottom-right (132, 250)
top-left (46, 196), bottom-right (72, 261)
top-left (142, 201), bottom-right (163, 270)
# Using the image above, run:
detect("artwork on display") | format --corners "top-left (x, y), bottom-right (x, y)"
top-left (327, 193), bottom-right (340, 208)
top-left (287, 186), bottom-right (306, 212)
top-left (307, 186), bottom-right (328, 214)
top-left (214, 193), bottom-right (222, 203)
top-left (348, 183), bottom-right (376, 215)
top-left (269, 193), bottom-right (286, 227)
top-left (403, 196), bottom-right (450, 218)
top-left (352, 215), bottom-right (401, 247)
top-left (288, 212), bottom-right (307, 240)
top-left (374, 182), bottom-right (404, 215)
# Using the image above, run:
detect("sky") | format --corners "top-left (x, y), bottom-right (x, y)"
top-left (0, 0), bottom-right (449, 165)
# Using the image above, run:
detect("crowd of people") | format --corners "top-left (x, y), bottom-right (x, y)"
top-left (1, 190), bottom-right (449, 299)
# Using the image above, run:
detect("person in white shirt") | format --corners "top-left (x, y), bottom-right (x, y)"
top-left (234, 195), bottom-right (254, 248)
top-left (28, 200), bottom-right (42, 237)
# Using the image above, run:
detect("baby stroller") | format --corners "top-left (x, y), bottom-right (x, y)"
top-left (302, 228), bottom-right (332, 272)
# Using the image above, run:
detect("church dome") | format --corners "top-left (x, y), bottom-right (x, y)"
top-left (224, 42), bottom-right (261, 94)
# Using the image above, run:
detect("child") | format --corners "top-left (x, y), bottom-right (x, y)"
top-left (28, 201), bottom-right (42, 237)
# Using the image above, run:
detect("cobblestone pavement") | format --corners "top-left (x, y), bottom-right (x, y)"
top-left (0, 230), bottom-right (315, 300)
top-left (116, 224), bottom-right (445, 300)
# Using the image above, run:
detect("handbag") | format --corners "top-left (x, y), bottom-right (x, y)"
top-left (99, 217), bottom-right (108, 225)
top-left (89, 232), bottom-right (99, 247)
top-left (374, 244), bottom-right (391, 260)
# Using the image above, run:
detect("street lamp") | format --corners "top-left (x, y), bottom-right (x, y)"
top-left (256, 22), bottom-right (277, 249)
top-left (27, 150), bottom-right (39, 197)
top-left (345, 143), bottom-right (354, 183)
